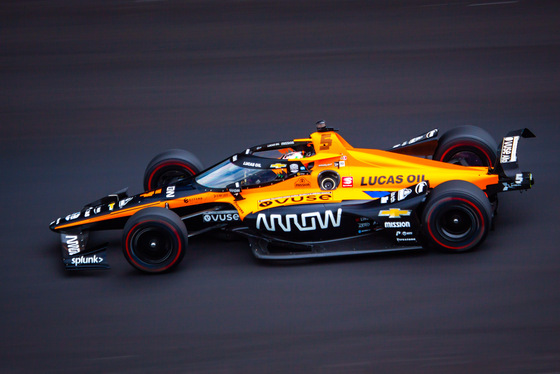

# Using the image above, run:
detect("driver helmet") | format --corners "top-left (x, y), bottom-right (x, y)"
top-left (281, 151), bottom-right (304, 160)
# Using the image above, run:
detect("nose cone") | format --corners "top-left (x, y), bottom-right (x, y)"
top-left (50, 218), bottom-right (61, 232)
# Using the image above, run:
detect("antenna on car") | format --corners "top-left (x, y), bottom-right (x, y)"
top-left (316, 120), bottom-right (338, 132)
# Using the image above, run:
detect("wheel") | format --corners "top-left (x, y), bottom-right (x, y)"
top-left (422, 180), bottom-right (492, 253)
top-left (122, 207), bottom-right (188, 273)
top-left (143, 149), bottom-right (203, 191)
top-left (433, 126), bottom-right (498, 167)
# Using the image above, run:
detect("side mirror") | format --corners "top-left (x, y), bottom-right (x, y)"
top-left (227, 182), bottom-right (244, 201)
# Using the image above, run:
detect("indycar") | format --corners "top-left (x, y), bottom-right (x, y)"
top-left (50, 122), bottom-right (534, 273)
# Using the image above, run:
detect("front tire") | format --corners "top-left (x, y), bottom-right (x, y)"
top-left (422, 180), bottom-right (492, 253)
top-left (122, 207), bottom-right (188, 273)
top-left (433, 126), bottom-right (498, 167)
top-left (143, 149), bottom-right (203, 191)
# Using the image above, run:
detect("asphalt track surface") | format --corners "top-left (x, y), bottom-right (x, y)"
top-left (1, 1), bottom-right (559, 373)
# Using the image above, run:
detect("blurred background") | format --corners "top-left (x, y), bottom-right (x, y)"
top-left (1, 0), bottom-right (559, 373)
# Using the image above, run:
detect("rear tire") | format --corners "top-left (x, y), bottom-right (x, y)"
top-left (422, 180), bottom-right (492, 253)
top-left (122, 207), bottom-right (188, 273)
top-left (144, 149), bottom-right (203, 191)
top-left (433, 126), bottom-right (498, 167)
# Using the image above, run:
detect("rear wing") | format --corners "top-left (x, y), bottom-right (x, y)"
top-left (491, 128), bottom-right (535, 192)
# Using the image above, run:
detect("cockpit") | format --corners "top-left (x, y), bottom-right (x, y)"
top-left (195, 139), bottom-right (316, 190)
top-left (195, 159), bottom-right (285, 188)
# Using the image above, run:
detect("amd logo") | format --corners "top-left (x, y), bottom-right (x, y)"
top-left (256, 208), bottom-right (342, 232)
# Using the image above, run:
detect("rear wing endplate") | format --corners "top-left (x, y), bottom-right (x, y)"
top-left (491, 128), bottom-right (535, 193)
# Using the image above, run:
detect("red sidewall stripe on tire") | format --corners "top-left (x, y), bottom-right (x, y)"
top-left (426, 197), bottom-right (485, 251)
top-left (147, 161), bottom-right (195, 190)
top-left (125, 219), bottom-right (183, 272)
top-left (440, 142), bottom-right (493, 166)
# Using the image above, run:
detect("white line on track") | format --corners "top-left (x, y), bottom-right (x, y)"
top-left (468, 1), bottom-right (519, 6)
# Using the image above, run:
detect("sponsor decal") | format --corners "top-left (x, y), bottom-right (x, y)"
top-left (502, 173), bottom-right (524, 191)
top-left (203, 211), bottom-right (240, 222)
top-left (338, 161), bottom-right (346, 168)
top-left (267, 142), bottom-right (280, 147)
top-left (361, 175), bottom-right (425, 186)
top-left (294, 177), bottom-right (311, 188)
top-left (270, 163), bottom-right (287, 169)
top-left (396, 237), bottom-right (417, 243)
top-left (139, 189), bottom-right (162, 198)
top-left (289, 164), bottom-right (299, 173)
top-left (256, 208), bottom-right (342, 232)
top-left (243, 161), bottom-right (262, 168)
top-left (393, 129), bottom-right (438, 148)
top-left (318, 163), bottom-right (333, 167)
top-left (378, 182), bottom-right (428, 203)
top-left (502, 182), bottom-right (521, 191)
top-left (358, 229), bottom-right (372, 234)
top-left (166, 186), bottom-right (175, 199)
top-left (342, 176), bottom-right (353, 188)
top-left (384, 221), bottom-right (411, 228)
top-left (396, 231), bottom-right (414, 237)
top-left (319, 133), bottom-right (332, 150)
top-left (258, 192), bottom-right (332, 208)
top-left (358, 222), bottom-right (371, 228)
top-left (119, 197), bottom-right (133, 208)
top-left (281, 141), bottom-right (295, 146)
top-left (398, 188), bottom-right (412, 201)
top-left (184, 196), bottom-right (203, 204)
top-left (500, 136), bottom-right (519, 163)
top-left (71, 255), bottom-right (104, 266)
top-left (379, 208), bottom-right (411, 218)
top-left (233, 201), bottom-right (245, 214)
top-left (340, 155), bottom-right (347, 161)
top-left (65, 212), bottom-right (80, 221)
top-left (65, 235), bottom-right (81, 255)
top-left (415, 181), bottom-right (428, 194)
top-left (380, 192), bottom-right (396, 204)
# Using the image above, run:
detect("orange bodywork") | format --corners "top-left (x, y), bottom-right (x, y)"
top-left (52, 130), bottom-right (500, 230)
top-left (225, 131), bottom-right (498, 219)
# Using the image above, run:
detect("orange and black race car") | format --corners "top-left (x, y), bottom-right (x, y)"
top-left (50, 122), bottom-right (534, 273)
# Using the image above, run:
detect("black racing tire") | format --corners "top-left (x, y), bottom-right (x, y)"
top-left (433, 126), bottom-right (498, 167)
top-left (143, 149), bottom-right (203, 191)
top-left (422, 180), bottom-right (492, 253)
top-left (122, 207), bottom-right (188, 273)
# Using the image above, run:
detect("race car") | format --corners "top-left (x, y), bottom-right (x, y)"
top-left (50, 122), bottom-right (534, 273)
